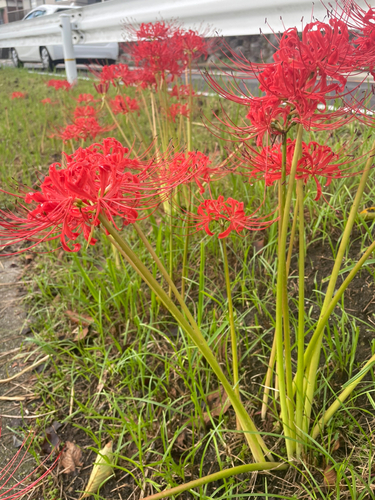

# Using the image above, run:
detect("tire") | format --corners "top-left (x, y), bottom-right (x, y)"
top-left (11, 48), bottom-right (23, 68)
top-left (40, 47), bottom-right (55, 71)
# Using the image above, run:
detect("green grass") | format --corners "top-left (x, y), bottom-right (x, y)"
top-left (2, 66), bottom-right (375, 499)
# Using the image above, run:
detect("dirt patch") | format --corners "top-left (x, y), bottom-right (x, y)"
top-left (0, 253), bottom-right (36, 489)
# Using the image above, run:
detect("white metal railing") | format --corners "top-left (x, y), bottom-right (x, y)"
top-left (0, 0), bottom-right (336, 48)
top-left (0, 0), bottom-right (369, 83)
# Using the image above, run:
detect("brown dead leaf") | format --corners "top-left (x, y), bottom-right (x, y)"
top-left (203, 387), bottom-right (231, 425)
top-left (60, 441), bottom-right (83, 474)
top-left (323, 465), bottom-right (337, 488)
top-left (66, 310), bottom-right (95, 326)
top-left (331, 435), bottom-right (343, 453)
top-left (74, 327), bottom-right (89, 341)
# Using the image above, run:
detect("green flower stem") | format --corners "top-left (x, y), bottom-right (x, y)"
top-left (286, 198), bottom-right (299, 276)
top-left (222, 238), bottom-right (240, 429)
top-left (134, 221), bottom-right (269, 454)
top-left (181, 187), bottom-right (192, 300)
top-left (141, 462), bottom-right (288, 500)
top-left (303, 146), bottom-right (375, 432)
top-left (185, 60), bottom-right (193, 151)
top-left (275, 124), bottom-right (303, 459)
top-left (103, 98), bottom-right (133, 150)
top-left (311, 352), bottom-right (375, 440)
top-left (261, 336), bottom-right (276, 420)
top-left (262, 133), bottom-right (294, 421)
top-left (295, 179), bottom-right (305, 458)
top-left (169, 206), bottom-right (174, 298)
top-left (101, 216), bottom-right (269, 462)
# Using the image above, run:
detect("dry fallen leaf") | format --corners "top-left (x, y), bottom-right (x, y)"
top-left (323, 465), bottom-right (337, 488)
top-left (73, 327), bottom-right (89, 342)
top-left (66, 310), bottom-right (95, 326)
top-left (60, 441), bottom-right (83, 474)
top-left (331, 434), bottom-right (343, 453)
top-left (79, 442), bottom-right (113, 498)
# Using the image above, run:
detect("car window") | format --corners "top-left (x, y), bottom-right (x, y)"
top-left (33, 10), bottom-right (46, 18)
top-left (24, 10), bottom-right (45, 20)
top-left (56, 8), bottom-right (71, 12)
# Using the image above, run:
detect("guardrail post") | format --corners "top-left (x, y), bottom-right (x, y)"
top-left (59, 14), bottom-right (77, 85)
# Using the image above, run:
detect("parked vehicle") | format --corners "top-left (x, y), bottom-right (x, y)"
top-left (11, 5), bottom-right (119, 70)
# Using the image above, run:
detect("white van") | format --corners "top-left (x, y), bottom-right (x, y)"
top-left (11, 5), bottom-right (119, 70)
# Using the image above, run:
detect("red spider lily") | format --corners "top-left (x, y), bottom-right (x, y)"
top-left (73, 105), bottom-right (98, 119)
top-left (168, 103), bottom-right (189, 122)
top-left (109, 95), bottom-right (140, 115)
top-left (0, 428), bottom-right (60, 500)
top-left (94, 81), bottom-right (110, 95)
top-left (55, 117), bottom-right (113, 143)
top-left (165, 151), bottom-right (220, 194)
top-left (193, 195), bottom-right (274, 238)
top-left (11, 92), bottom-right (26, 99)
top-left (329, 1), bottom-right (375, 77)
top-left (0, 139), bottom-right (176, 253)
top-left (125, 21), bottom-right (212, 83)
top-left (40, 98), bottom-right (57, 105)
top-left (75, 93), bottom-right (99, 104)
top-left (169, 84), bottom-right (195, 98)
top-left (245, 139), bottom-right (344, 200)
top-left (46, 79), bottom-right (71, 91)
top-left (95, 63), bottom-right (135, 87)
top-left (205, 13), bottom-right (371, 143)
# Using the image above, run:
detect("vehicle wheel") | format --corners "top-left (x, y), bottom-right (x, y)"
top-left (40, 47), bottom-right (55, 71)
top-left (11, 48), bottom-right (23, 68)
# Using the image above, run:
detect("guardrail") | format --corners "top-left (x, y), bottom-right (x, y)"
top-left (0, 0), bottom-right (360, 83)
top-left (0, 0), bottom-right (330, 48)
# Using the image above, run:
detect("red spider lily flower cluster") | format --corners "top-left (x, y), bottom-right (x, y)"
top-left (169, 84), bottom-right (195, 98)
top-left (94, 63), bottom-right (157, 89)
top-left (194, 195), bottom-right (274, 238)
top-left (75, 93), bottom-right (99, 104)
top-left (245, 140), bottom-right (343, 201)
top-left (166, 151), bottom-right (219, 194)
top-left (109, 95), bottom-right (140, 115)
top-left (328, 1), bottom-right (375, 77)
top-left (73, 105), bottom-right (98, 119)
top-left (0, 138), bottom-right (193, 253)
top-left (125, 21), bottom-right (213, 84)
top-left (46, 79), bottom-right (71, 91)
top-left (11, 92), bottom-right (26, 99)
top-left (206, 8), bottom-right (375, 144)
top-left (41, 98), bottom-right (57, 105)
top-left (168, 103), bottom-right (189, 122)
top-left (54, 117), bottom-right (112, 143)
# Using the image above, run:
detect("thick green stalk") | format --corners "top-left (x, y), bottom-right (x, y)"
top-left (101, 216), bottom-right (269, 461)
top-left (103, 98), bottom-right (133, 150)
top-left (311, 352), bottom-right (375, 440)
top-left (142, 462), bottom-right (288, 500)
top-left (295, 179), bottom-right (305, 458)
top-left (222, 239), bottom-right (240, 429)
top-left (275, 124), bottom-right (303, 459)
top-left (303, 144), bottom-right (375, 432)
top-left (262, 134), bottom-right (293, 420)
top-left (181, 187), bottom-right (192, 300)
top-left (286, 199), bottom-right (299, 276)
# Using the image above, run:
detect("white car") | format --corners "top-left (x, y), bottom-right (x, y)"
top-left (11, 5), bottom-right (119, 70)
